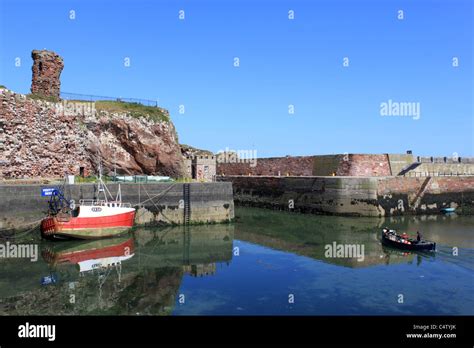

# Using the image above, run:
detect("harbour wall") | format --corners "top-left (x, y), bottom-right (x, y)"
top-left (0, 182), bottom-right (234, 231)
top-left (217, 154), bottom-right (391, 177)
top-left (217, 153), bottom-right (474, 177)
top-left (217, 175), bottom-right (474, 217)
top-left (218, 156), bottom-right (315, 176)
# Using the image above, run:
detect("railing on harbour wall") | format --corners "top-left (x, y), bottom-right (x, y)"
top-left (403, 172), bottom-right (474, 177)
top-left (60, 92), bottom-right (159, 107)
top-left (417, 156), bottom-right (474, 164)
top-left (111, 175), bottom-right (173, 183)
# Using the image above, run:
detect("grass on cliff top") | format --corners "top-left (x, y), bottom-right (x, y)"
top-left (181, 144), bottom-right (214, 156)
top-left (95, 100), bottom-right (169, 123)
top-left (0, 85), bottom-right (6, 89)
top-left (26, 93), bottom-right (60, 103)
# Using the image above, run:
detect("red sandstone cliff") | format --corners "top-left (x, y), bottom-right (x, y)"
top-left (0, 88), bottom-right (185, 179)
top-left (86, 110), bottom-right (184, 177)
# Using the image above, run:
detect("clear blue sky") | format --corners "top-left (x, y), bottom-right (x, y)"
top-left (0, 0), bottom-right (472, 157)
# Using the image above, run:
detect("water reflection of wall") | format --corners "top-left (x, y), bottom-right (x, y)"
top-left (234, 208), bottom-right (423, 268)
top-left (381, 214), bottom-right (474, 248)
top-left (0, 224), bottom-right (234, 315)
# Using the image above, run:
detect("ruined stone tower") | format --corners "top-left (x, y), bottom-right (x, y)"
top-left (31, 49), bottom-right (64, 99)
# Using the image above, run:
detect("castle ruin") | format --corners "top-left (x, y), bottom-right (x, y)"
top-left (31, 49), bottom-right (64, 99)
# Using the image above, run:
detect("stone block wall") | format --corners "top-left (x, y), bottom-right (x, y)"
top-left (31, 50), bottom-right (64, 99)
top-left (217, 156), bottom-right (315, 176)
top-left (378, 176), bottom-right (474, 195)
top-left (410, 163), bottom-right (474, 175)
top-left (217, 175), bottom-right (474, 217)
top-left (0, 182), bottom-right (234, 231)
top-left (387, 154), bottom-right (414, 175)
top-left (336, 154), bottom-right (391, 176)
top-left (0, 90), bottom-right (91, 178)
top-left (218, 154), bottom-right (392, 177)
top-left (184, 156), bottom-right (217, 182)
top-left (195, 156), bottom-right (216, 181)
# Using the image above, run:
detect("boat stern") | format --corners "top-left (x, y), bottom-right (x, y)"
top-left (40, 216), bottom-right (60, 239)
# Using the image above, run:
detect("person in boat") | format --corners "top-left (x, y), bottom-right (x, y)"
top-left (416, 231), bottom-right (422, 242)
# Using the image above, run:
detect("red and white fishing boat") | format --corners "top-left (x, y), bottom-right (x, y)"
top-left (42, 237), bottom-right (135, 270)
top-left (41, 168), bottom-right (136, 240)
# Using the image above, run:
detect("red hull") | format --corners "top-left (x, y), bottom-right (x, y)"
top-left (41, 211), bottom-right (135, 239)
top-left (42, 238), bottom-right (135, 265)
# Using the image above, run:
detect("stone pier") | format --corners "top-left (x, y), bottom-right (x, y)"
top-left (217, 175), bottom-right (474, 217)
top-left (0, 182), bottom-right (234, 231)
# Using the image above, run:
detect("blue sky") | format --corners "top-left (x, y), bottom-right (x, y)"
top-left (0, 0), bottom-right (472, 157)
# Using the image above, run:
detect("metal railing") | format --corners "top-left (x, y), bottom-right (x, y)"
top-left (403, 172), bottom-right (474, 177)
top-left (112, 175), bottom-right (173, 183)
top-left (60, 92), bottom-right (159, 107)
top-left (79, 199), bottom-right (132, 208)
top-left (417, 156), bottom-right (474, 164)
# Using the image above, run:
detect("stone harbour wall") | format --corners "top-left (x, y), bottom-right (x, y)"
top-left (217, 175), bottom-right (474, 217)
top-left (334, 154), bottom-right (391, 176)
top-left (218, 154), bottom-right (392, 177)
top-left (0, 182), bottom-right (234, 231)
top-left (217, 156), bottom-right (315, 176)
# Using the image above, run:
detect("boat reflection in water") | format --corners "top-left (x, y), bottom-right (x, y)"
top-left (380, 245), bottom-right (435, 267)
top-left (13, 224), bottom-right (234, 315)
top-left (234, 208), bottom-right (443, 268)
top-left (42, 237), bottom-right (135, 273)
top-left (1, 207), bottom-right (471, 316)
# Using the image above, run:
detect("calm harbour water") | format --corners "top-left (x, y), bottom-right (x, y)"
top-left (0, 207), bottom-right (473, 315)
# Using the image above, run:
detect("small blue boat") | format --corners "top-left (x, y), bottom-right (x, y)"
top-left (441, 207), bottom-right (456, 213)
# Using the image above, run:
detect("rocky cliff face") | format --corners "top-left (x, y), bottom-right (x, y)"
top-left (0, 89), bottom-right (185, 179)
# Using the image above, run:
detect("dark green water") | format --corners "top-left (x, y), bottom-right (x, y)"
top-left (0, 207), bottom-right (472, 315)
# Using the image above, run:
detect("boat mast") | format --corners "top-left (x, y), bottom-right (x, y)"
top-left (97, 157), bottom-right (121, 203)
top-left (97, 160), bottom-right (108, 203)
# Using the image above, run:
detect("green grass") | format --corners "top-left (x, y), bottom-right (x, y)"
top-left (174, 177), bottom-right (193, 183)
top-left (180, 144), bottom-right (213, 156)
top-left (26, 93), bottom-right (59, 103)
top-left (75, 175), bottom-right (115, 183)
top-left (75, 176), bottom-right (99, 184)
top-left (0, 85), bottom-right (6, 89)
top-left (95, 100), bottom-right (169, 122)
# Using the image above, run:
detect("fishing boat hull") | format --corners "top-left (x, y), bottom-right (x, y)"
top-left (381, 231), bottom-right (436, 251)
top-left (40, 210), bottom-right (135, 240)
top-left (42, 237), bottom-right (134, 265)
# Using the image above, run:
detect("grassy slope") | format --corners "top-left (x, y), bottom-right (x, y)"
top-left (95, 100), bottom-right (169, 122)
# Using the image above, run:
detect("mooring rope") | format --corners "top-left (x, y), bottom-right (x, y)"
top-left (0, 218), bottom-right (43, 239)
top-left (133, 183), bottom-right (180, 224)
top-left (137, 183), bottom-right (177, 224)
top-left (0, 183), bottom-right (182, 239)
top-left (136, 182), bottom-right (177, 205)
